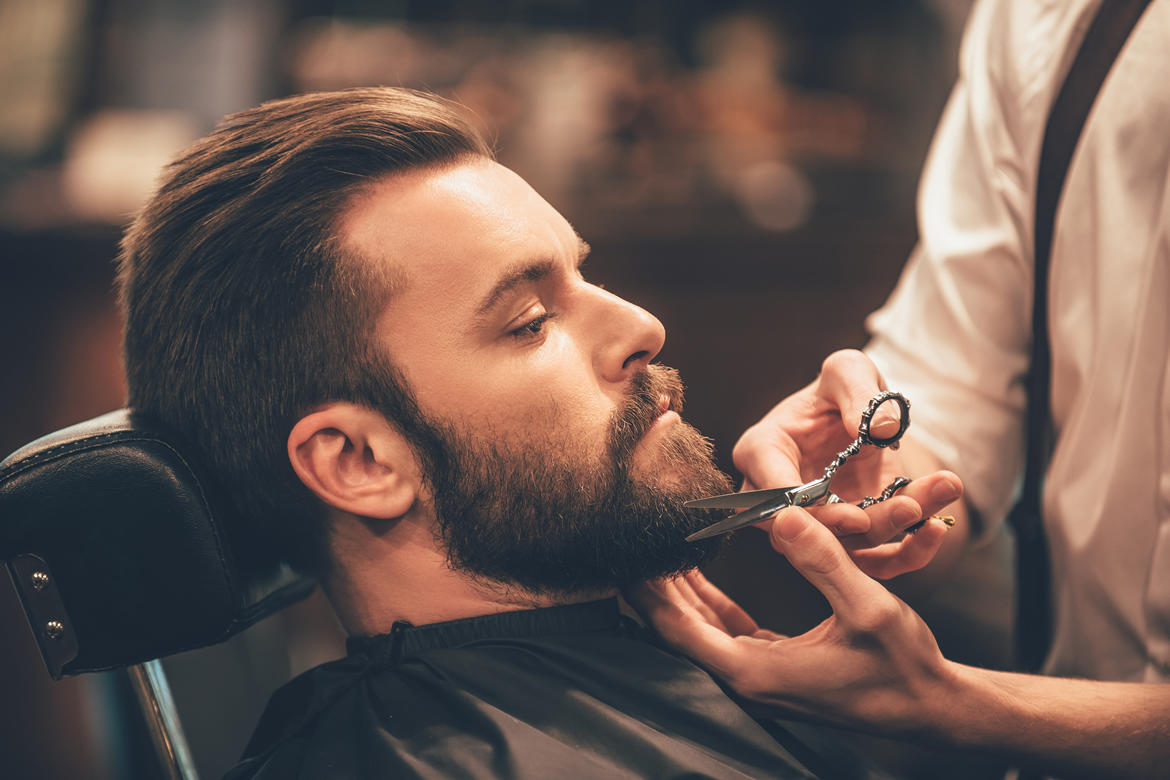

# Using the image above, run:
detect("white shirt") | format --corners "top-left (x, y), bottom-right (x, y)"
top-left (865, 0), bottom-right (1170, 682)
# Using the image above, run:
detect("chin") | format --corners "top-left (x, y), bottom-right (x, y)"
top-left (634, 463), bottom-right (688, 493)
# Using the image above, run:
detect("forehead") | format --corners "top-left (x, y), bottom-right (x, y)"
top-left (338, 158), bottom-right (576, 295)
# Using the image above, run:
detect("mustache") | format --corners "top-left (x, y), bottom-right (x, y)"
top-left (608, 365), bottom-right (686, 462)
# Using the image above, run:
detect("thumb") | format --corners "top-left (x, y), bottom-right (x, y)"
top-left (769, 507), bottom-right (891, 620)
top-left (816, 350), bottom-right (892, 438)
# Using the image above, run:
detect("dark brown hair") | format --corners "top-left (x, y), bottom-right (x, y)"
top-left (118, 87), bottom-right (491, 575)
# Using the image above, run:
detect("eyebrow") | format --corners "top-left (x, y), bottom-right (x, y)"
top-left (475, 236), bottom-right (591, 318)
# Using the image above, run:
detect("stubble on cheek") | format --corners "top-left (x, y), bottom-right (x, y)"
top-left (472, 396), bottom-right (613, 481)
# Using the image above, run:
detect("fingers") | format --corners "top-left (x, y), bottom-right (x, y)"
top-left (850, 516), bottom-right (951, 579)
top-left (683, 570), bottom-right (760, 637)
top-left (839, 471), bottom-right (963, 549)
top-left (768, 507), bottom-right (891, 619)
top-left (753, 503), bottom-right (870, 550)
top-left (670, 574), bottom-right (729, 632)
top-left (732, 421), bottom-right (804, 497)
top-left (816, 350), bottom-right (892, 438)
top-left (807, 502), bottom-right (871, 537)
top-left (623, 580), bottom-right (746, 674)
top-left (624, 579), bottom-right (704, 632)
top-left (655, 571), bottom-right (761, 637)
top-left (904, 471), bottom-right (962, 517)
top-left (731, 351), bottom-right (899, 498)
top-left (839, 495), bottom-right (925, 549)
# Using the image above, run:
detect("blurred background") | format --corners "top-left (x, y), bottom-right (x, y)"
top-left (1, 1), bottom-right (1013, 777)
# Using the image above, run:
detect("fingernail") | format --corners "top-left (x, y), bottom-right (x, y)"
top-left (931, 476), bottom-right (960, 504)
top-left (776, 509), bottom-right (809, 541)
top-left (872, 411), bottom-right (899, 432)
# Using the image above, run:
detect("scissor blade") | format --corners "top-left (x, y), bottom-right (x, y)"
top-left (685, 496), bottom-right (793, 542)
top-left (683, 487), bottom-right (793, 510)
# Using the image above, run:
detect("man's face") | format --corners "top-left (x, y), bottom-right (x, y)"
top-left (340, 158), bottom-right (731, 594)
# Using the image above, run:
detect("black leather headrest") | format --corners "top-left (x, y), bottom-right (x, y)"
top-left (0, 410), bottom-right (314, 678)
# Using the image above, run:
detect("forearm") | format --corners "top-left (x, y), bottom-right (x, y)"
top-left (923, 662), bottom-right (1170, 779)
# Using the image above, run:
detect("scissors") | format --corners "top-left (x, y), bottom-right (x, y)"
top-left (684, 390), bottom-right (912, 542)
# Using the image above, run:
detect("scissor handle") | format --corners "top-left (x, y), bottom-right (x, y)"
top-left (857, 390), bottom-right (910, 448)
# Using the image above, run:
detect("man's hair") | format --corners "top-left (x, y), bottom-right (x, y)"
top-left (118, 87), bottom-right (491, 575)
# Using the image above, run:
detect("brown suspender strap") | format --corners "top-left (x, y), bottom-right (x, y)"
top-left (1011, 0), bottom-right (1153, 674)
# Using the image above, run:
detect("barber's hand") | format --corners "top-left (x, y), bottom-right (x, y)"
top-left (735, 349), bottom-right (961, 578)
top-left (627, 508), bottom-right (952, 733)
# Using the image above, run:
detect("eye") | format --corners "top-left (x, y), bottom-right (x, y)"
top-left (510, 311), bottom-right (557, 340)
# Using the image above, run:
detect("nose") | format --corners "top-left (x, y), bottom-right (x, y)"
top-left (588, 285), bottom-right (666, 384)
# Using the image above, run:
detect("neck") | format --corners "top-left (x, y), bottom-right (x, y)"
top-left (320, 509), bottom-right (614, 636)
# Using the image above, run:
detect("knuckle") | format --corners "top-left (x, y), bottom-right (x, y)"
top-left (731, 429), bottom-right (756, 464)
top-left (849, 600), bottom-right (902, 634)
top-left (732, 425), bottom-right (791, 471)
top-left (731, 439), bottom-right (762, 478)
top-left (729, 662), bottom-right (771, 701)
top-left (820, 348), bottom-right (868, 378)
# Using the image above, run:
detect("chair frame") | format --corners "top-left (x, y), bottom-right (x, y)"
top-left (8, 551), bottom-right (199, 779)
top-left (1, 410), bottom-right (314, 780)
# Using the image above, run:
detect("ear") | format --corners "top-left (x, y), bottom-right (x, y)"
top-left (287, 403), bottom-right (421, 519)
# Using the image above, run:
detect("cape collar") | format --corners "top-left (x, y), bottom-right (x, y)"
top-left (346, 597), bottom-right (625, 664)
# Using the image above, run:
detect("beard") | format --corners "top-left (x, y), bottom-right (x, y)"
top-left (408, 365), bottom-right (734, 596)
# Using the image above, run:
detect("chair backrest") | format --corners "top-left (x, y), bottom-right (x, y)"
top-left (0, 410), bottom-right (314, 679)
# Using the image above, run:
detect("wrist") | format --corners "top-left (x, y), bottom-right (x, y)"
top-left (905, 658), bottom-right (982, 745)
top-left (915, 661), bottom-right (1033, 755)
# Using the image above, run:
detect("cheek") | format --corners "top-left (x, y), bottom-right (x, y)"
top-left (395, 325), bottom-right (618, 454)
top-left (469, 350), bottom-right (614, 449)
top-left (485, 376), bottom-right (609, 445)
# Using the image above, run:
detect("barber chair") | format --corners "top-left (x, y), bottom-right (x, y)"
top-left (0, 410), bottom-right (315, 780)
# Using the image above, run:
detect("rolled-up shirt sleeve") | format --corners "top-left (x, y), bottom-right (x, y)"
top-left (865, 0), bottom-right (1043, 541)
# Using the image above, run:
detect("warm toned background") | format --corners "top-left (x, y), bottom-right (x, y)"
top-left (1, 2), bottom-right (1012, 778)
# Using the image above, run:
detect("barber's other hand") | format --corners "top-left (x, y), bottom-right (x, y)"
top-left (627, 508), bottom-right (953, 733)
top-left (734, 349), bottom-right (961, 578)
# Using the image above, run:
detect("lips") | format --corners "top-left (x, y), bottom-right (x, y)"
top-left (609, 367), bottom-right (687, 460)
top-left (656, 394), bottom-right (671, 416)
top-left (628, 394), bottom-right (664, 442)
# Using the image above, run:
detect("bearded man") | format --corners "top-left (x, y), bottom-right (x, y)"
top-left (117, 87), bottom-right (954, 779)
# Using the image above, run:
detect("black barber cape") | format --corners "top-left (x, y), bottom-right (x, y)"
top-left (225, 598), bottom-right (877, 779)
